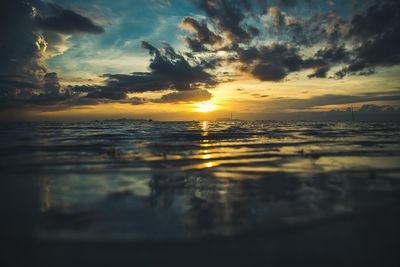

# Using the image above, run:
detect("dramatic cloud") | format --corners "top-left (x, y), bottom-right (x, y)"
top-left (100, 73), bottom-right (171, 93)
top-left (214, 0), bottom-right (400, 80)
top-left (1, 36), bottom-right (219, 110)
top-left (191, 0), bottom-right (259, 43)
top-left (0, 0), bottom-right (105, 111)
top-left (181, 16), bottom-right (222, 52)
top-left (155, 89), bottom-right (212, 103)
top-left (337, 0), bottom-right (400, 77)
top-left (2, 0), bottom-right (400, 118)
top-left (234, 43), bottom-right (320, 81)
top-left (308, 66), bottom-right (329, 78)
top-left (0, 0), bottom-right (47, 79)
top-left (307, 45), bottom-right (349, 78)
top-left (141, 41), bottom-right (216, 90)
top-left (0, 0), bottom-right (103, 77)
top-left (43, 72), bottom-right (62, 95)
top-left (36, 5), bottom-right (104, 34)
top-left (126, 89), bottom-right (212, 104)
top-left (314, 45), bottom-right (349, 64)
top-left (187, 0), bottom-right (371, 81)
top-left (68, 41), bottom-right (218, 104)
top-left (85, 86), bottom-right (128, 100)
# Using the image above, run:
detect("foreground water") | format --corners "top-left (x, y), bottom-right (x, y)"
top-left (1, 120), bottom-right (400, 243)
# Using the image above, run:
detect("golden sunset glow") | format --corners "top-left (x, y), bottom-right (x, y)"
top-left (194, 101), bottom-right (217, 113)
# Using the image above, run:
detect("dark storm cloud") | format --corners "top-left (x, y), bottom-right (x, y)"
top-left (130, 97), bottom-right (146, 105)
top-left (0, 0), bottom-right (105, 111)
top-left (314, 46), bottom-right (348, 63)
top-left (183, 37), bottom-right (207, 52)
top-left (72, 86), bottom-right (212, 105)
top-left (2, 0), bottom-right (400, 116)
top-left (337, 0), bottom-right (400, 77)
top-left (129, 89), bottom-right (212, 104)
top-left (140, 41), bottom-right (216, 90)
top-left (234, 43), bottom-right (321, 81)
top-left (68, 42), bottom-right (218, 104)
top-left (36, 5), bottom-right (104, 34)
top-left (0, 72), bottom-right (65, 107)
top-left (263, 7), bottom-right (326, 47)
top-left (287, 12), bottom-right (347, 46)
top-left (263, 5), bottom-right (351, 49)
top-left (216, 3), bottom-right (351, 81)
top-left (191, 0), bottom-right (258, 43)
top-left (225, 0), bottom-right (400, 80)
top-left (307, 45), bottom-right (349, 78)
top-left (99, 73), bottom-right (170, 93)
top-left (86, 86), bottom-right (128, 100)
top-left (308, 66), bottom-right (329, 78)
top-left (43, 72), bottom-right (62, 95)
top-left (181, 16), bottom-right (222, 51)
top-left (0, 75), bottom-right (41, 90)
top-left (0, 71), bottom-right (82, 111)
top-left (349, 0), bottom-right (398, 40)
top-left (87, 41), bottom-right (217, 96)
top-left (155, 89), bottom-right (212, 103)
top-left (252, 63), bottom-right (287, 81)
top-left (0, 0), bottom-right (47, 79)
top-left (0, 0), bottom-right (103, 78)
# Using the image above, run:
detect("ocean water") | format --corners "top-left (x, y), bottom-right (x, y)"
top-left (1, 120), bottom-right (400, 243)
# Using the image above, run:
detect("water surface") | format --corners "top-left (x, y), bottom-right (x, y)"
top-left (1, 120), bottom-right (400, 242)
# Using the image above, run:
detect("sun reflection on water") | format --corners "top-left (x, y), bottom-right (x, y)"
top-left (199, 121), bottom-right (216, 168)
top-left (202, 153), bottom-right (212, 160)
top-left (204, 162), bottom-right (215, 168)
top-left (201, 121), bottom-right (209, 131)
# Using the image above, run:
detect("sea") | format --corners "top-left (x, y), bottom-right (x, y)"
top-left (1, 120), bottom-right (400, 266)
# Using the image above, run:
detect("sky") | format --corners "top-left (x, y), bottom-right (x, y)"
top-left (1, 0), bottom-right (400, 121)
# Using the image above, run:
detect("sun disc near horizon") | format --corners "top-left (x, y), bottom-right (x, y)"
top-left (195, 100), bottom-right (217, 113)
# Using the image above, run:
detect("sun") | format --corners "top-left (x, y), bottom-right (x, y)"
top-left (194, 100), bottom-right (217, 113)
